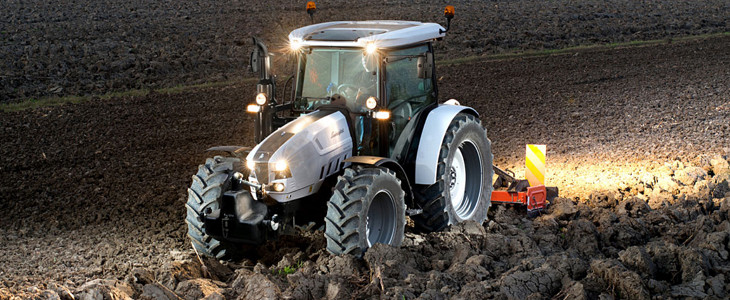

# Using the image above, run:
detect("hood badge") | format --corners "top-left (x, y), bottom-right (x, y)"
top-left (331, 128), bottom-right (344, 138)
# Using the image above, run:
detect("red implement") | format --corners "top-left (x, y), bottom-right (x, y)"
top-left (491, 185), bottom-right (548, 212)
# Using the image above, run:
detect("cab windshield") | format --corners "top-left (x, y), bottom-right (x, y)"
top-left (294, 48), bottom-right (379, 113)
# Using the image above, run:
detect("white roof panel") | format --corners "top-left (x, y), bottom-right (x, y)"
top-left (289, 20), bottom-right (446, 49)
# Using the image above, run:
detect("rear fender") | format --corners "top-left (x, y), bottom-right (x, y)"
top-left (344, 156), bottom-right (414, 208)
top-left (414, 104), bottom-right (478, 185)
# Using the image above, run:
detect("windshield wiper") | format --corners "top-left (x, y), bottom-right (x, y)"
top-left (385, 54), bottom-right (424, 64)
top-left (294, 96), bottom-right (332, 112)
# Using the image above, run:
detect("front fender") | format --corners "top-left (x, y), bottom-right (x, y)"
top-left (205, 146), bottom-right (252, 159)
top-left (344, 156), bottom-right (414, 208)
top-left (414, 104), bottom-right (478, 185)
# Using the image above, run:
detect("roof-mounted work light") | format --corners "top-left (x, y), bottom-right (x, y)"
top-left (365, 42), bottom-right (378, 55)
top-left (290, 38), bottom-right (302, 51)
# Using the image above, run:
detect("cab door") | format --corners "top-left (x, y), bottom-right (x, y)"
top-left (384, 44), bottom-right (436, 156)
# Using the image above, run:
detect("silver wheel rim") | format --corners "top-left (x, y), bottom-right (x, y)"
top-left (448, 140), bottom-right (482, 219)
top-left (449, 148), bottom-right (467, 209)
top-left (366, 190), bottom-right (397, 247)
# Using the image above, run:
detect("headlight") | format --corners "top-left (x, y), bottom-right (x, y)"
top-left (246, 160), bottom-right (256, 170)
top-left (365, 42), bottom-right (377, 55)
top-left (290, 39), bottom-right (302, 51)
top-left (272, 182), bottom-right (285, 192)
top-left (274, 160), bottom-right (287, 172)
top-left (255, 93), bottom-right (267, 105)
top-left (365, 96), bottom-right (377, 110)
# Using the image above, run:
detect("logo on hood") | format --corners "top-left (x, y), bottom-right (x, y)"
top-left (331, 128), bottom-right (345, 138)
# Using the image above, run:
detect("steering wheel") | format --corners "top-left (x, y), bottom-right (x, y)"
top-left (388, 94), bottom-right (428, 111)
top-left (336, 83), bottom-right (359, 100)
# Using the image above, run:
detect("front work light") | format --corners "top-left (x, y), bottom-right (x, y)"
top-left (365, 97), bottom-right (377, 110)
top-left (290, 39), bottom-right (302, 51)
top-left (365, 42), bottom-right (378, 55)
top-left (246, 160), bottom-right (256, 171)
top-left (255, 93), bottom-right (267, 105)
top-left (247, 104), bottom-right (261, 113)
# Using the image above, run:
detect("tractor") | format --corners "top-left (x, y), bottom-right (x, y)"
top-left (186, 4), bottom-right (553, 259)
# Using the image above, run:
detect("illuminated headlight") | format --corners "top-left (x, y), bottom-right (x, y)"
top-left (246, 160), bottom-right (256, 170)
top-left (290, 39), bottom-right (302, 51)
top-left (365, 42), bottom-right (377, 55)
top-left (255, 93), bottom-right (267, 105)
top-left (274, 160), bottom-right (288, 172)
top-left (365, 96), bottom-right (377, 110)
top-left (272, 182), bottom-right (285, 192)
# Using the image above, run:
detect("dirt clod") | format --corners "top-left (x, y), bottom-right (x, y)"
top-left (618, 246), bottom-right (656, 277)
top-left (590, 259), bottom-right (650, 300)
top-left (174, 279), bottom-right (225, 300)
top-left (74, 279), bottom-right (135, 300)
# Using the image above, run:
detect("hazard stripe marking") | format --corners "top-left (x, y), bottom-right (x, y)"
top-left (526, 159), bottom-right (544, 183)
top-left (528, 144), bottom-right (545, 162)
top-left (526, 144), bottom-right (546, 186)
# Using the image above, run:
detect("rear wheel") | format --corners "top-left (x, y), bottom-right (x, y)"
top-left (413, 113), bottom-right (494, 232)
top-left (325, 166), bottom-right (406, 257)
top-left (185, 156), bottom-right (242, 259)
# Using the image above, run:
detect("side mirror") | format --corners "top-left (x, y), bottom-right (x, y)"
top-left (417, 53), bottom-right (433, 79)
top-left (250, 47), bottom-right (260, 73)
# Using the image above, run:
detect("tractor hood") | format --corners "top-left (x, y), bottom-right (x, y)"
top-left (245, 109), bottom-right (354, 202)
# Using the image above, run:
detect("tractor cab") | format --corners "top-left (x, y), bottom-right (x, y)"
top-left (251, 20), bottom-right (445, 158)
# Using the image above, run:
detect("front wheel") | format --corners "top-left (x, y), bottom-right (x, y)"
top-left (413, 113), bottom-right (494, 232)
top-left (325, 166), bottom-right (406, 257)
top-left (185, 156), bottom-right (242, 259)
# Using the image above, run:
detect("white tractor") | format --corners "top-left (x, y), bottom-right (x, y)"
top-left (186, 4), bottom-right (551, 259)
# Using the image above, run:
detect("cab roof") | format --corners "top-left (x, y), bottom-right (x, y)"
top-left (289, 20), bottom-right (446, 49)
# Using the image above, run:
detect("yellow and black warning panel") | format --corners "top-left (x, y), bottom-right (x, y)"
top-left (525, 144), bottom-right (546, 187)
top-left (491, 144), bottom-right (557, 217)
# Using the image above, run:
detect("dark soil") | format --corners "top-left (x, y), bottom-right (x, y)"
top-left (1, 0), bottom-right (728, 101)
top-left (2, 1), bottom-right (730, 299)
top-left (2, 34), bottom-right (729, 299)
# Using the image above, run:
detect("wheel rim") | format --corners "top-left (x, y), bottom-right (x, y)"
top-left (448, 140), bottom-right (482, 219)
top-left (366, 190), bottom-right (397, 247)
top-left (449, 148), bottom-right (467, 209)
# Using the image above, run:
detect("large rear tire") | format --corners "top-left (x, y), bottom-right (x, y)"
top-left (413, 113), bottom-right (493, 232)
top-left (325, 166), bottom-right (406, 257)
top-left (185, 156), bottom-right (242, 259)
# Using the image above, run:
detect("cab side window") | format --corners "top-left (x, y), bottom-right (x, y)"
top-left (385, 44), bottom-right (434, 115)
top-left (384, 44), bottom-right (434, 155)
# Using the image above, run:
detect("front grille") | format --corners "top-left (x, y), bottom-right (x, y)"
top-left (254, 163), bottom-right (270, 184)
